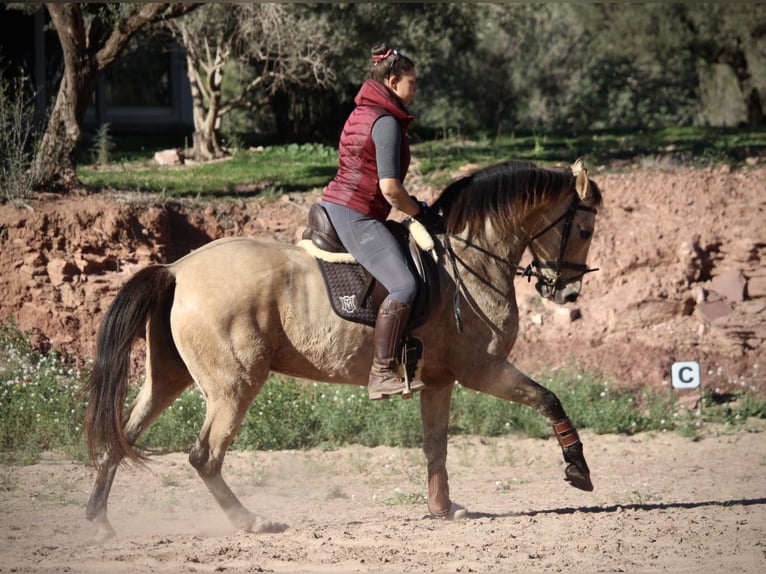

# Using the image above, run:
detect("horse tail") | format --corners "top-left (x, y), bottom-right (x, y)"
top-left (83, 265), bottom-right (176, 466)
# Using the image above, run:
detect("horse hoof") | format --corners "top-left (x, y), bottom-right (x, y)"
top-left (249, 516), bottom-right (289, 534)
top-left (445, 502), bottom-right (468, 520)
top-left (565, 464), bottom-right (594, 492)
top-left (92, 523), bottom-right (117, 543)
top-left (425, 502), bottom-right (468, 520)
top-left (89, 514), bottom-right (116, 543)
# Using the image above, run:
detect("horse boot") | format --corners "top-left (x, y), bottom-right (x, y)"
top-left (368, 300), bottom-right (426, 400)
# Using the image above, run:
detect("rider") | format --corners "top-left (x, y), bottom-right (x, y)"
top-left (320, 41), bottom-right (434, 400)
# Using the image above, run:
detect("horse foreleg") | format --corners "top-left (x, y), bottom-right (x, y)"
top-left (463, 359), bottom-right (593, 492)
top-left (420, 383), bottom-right (466, 518)
top-left (189, 394), bottom-right (287, 533)
top-left (551, 416), bottom-right (592, 491)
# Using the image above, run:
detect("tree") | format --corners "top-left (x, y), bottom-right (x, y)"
top-left (32, 3), bottom-right (200, 192)
top-left (167, 3), bottom-right (334, 160)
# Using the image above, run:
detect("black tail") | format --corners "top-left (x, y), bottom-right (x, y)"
top-left (82, 265), bottom-right (176, 466)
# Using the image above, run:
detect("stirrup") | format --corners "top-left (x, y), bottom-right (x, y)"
top-left (368, 376), bottom-right (425, 400)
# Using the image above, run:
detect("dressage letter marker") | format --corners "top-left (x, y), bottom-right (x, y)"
top-left (671, 361), bottom-right (701, 389)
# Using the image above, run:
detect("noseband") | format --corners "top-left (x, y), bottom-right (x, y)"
top-left (523, 194), bottom-right (600, 292)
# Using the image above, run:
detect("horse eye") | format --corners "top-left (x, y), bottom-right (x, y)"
top-left (578, 227), bottom-right (592, 240)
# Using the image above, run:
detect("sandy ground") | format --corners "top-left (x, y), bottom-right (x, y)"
top-left (2, 421), bottom-right (765, 573)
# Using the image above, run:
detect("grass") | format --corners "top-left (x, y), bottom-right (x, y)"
top-left (0, 318), bottom-right (88, 465)
top-left (74, 127), bottom-right (766, 200)
top-left (78, 143), bottom-right (338, 198)
top-left (1, 319), bottom-right (764, 466)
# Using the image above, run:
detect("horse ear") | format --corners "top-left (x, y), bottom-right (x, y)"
top-left (571, 156), bottom-right (586, 177)
top-left (572, 157), bottom-right (592, 201)
top-left (576, 171), bottom-right (592, 201)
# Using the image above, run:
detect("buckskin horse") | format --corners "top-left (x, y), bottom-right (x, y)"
top-left (83, 158), bottom-right (602, 540)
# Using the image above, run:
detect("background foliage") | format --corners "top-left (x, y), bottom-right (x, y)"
top-left (168, 3), bottom-right (766, 144)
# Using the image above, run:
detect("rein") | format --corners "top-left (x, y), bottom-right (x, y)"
top-left (442, 194), bottom-right (599, 332)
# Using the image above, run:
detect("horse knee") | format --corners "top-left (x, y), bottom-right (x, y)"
top-left (538, 388), bottom-right (565, 421)
top-left (189, 442), bottom-right (213, 475)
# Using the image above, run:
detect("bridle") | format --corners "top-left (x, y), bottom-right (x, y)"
top-left (442, 193), bottom-right (599, 332)
top-left (522, 194), bottom-right (600, 294)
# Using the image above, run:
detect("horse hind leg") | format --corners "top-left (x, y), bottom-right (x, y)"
top-left (86, 370), bottom-right (192, 540)
top-left (86, 319), bottom-right (193, 541)
top-left (188, 373), bottom-right (287, 534)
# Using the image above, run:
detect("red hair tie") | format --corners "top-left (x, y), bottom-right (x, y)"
top-left (372, 48), bottom-right (393, 63)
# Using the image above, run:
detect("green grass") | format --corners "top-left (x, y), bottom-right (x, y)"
top-left (75, 128), bottom-right (766, 200)
top-left (2, 319), bottom-right (764, 465)
top-left (414, 127), bottom-right (766, 187)
top-left (78, 143), bottom-right (338, 198)
top-left (0, 318), bottom-right (88, 465)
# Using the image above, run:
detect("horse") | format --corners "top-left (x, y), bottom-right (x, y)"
top-left (83, 157), bottom-right (602, 540)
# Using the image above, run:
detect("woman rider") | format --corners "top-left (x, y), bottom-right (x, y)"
top-left (320, 41), bottom-right (432, 400)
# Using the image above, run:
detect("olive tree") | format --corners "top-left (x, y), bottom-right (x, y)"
top-left (168, 3), bottom-right (335, 160)
top-left (31, 3), bottom-right (199, 192)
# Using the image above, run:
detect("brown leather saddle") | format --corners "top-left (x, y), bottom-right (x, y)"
top-left (301, 203), bottom-right (440, 329)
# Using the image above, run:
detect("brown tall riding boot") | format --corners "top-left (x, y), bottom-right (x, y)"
top-left (368, 300), bottom-right (426, 400)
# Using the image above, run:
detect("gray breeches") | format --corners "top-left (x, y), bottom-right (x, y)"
top-left (321, 201), bottom-right (417, 305)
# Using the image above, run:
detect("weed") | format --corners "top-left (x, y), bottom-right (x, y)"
top-left (1, 318), bottom-right (764, 464)
top-left (90, 123), bottom-right (115, 167)
top-left (0, 65), bottom-right (41, 203)
top-left (382, 487), bottom-right (427, 506)
top-left (0, 318), bottom-right (87, 464)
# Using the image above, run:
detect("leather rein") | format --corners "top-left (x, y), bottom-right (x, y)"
top-left (442, 194), bottom-right (599, 332)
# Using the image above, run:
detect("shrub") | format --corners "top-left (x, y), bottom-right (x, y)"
top-left (0, 319), bottom-right (88, 464)
top-left (0, 65), bottom-right (42, 203)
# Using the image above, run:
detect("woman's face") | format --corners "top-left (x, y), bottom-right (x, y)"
top-left (387, 69), bottom-right (417, 107)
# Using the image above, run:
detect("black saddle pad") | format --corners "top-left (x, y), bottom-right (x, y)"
top-left (316, 259), bottom-right (378, 326)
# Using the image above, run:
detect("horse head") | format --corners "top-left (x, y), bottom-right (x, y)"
top-left (525, 158), bottom-right (601, 304)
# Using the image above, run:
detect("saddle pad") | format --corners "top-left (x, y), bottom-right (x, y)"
top-left (316, 259), bottom-right (377, 326)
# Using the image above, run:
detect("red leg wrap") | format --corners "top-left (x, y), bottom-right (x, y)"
top-left (552, 417), bottom-right (580, 449)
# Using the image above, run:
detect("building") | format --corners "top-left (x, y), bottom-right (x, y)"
top-left (1, 5), bottom-right (193, 134)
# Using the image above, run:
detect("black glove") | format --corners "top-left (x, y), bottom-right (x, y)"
top-left (411, 196), bottom-right (442, 231)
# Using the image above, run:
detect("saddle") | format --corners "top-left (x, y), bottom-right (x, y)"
top-left (299, 203), bottom-right (440, 329)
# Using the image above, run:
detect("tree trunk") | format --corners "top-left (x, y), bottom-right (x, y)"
top-left (34, 3), bottom-right (201, 193)
top-left (33, 5), bottom-right (96, 191)
top-left (181, 24), bottom-right (226, 161)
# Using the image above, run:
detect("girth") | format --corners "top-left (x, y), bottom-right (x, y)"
top-left (299, 203), bottom-right (439, 328)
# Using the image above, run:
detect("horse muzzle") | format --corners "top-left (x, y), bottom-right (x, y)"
top-left (535, 277), bottom-right (582, 304)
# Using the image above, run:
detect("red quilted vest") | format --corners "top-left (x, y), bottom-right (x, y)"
top-left (322, 79), bottom-right (413, 221)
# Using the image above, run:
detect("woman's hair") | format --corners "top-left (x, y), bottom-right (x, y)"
top-left (369, 41), bottom-right (415, 82)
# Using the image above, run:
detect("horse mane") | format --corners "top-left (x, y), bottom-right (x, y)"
top-left (433, 160), bottom-right (601, 240)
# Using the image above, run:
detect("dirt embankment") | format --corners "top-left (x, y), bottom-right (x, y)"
top-left (1, 164), bottom-right (764, 396)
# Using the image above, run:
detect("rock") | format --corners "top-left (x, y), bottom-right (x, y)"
top-left (554, 306), bottom-right (581, 323)
top-left (711, 269), bottom-right (747, 302)
top-left (747, 275), bottom-right (766, 299)
top-left (153, 148), bottom-right (185, 165)
top-left (47, 258), bottom-right (79, 286)
top-left (695, 298), bottom-right (733, 322)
